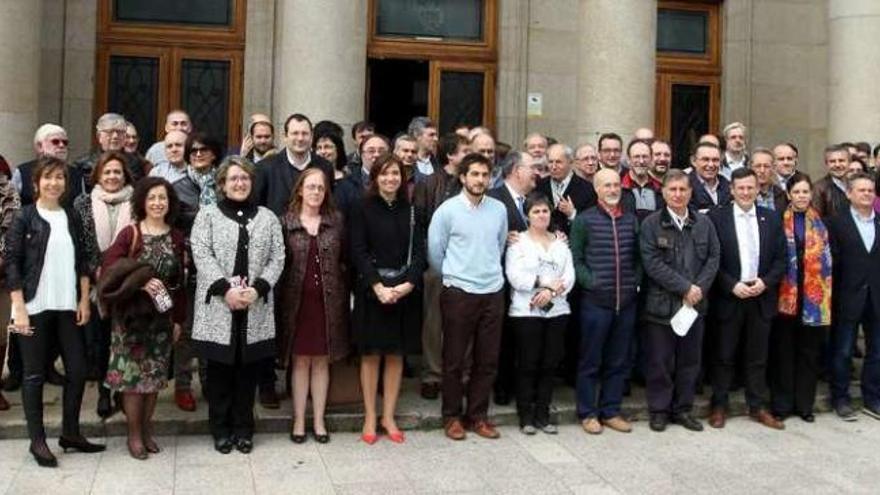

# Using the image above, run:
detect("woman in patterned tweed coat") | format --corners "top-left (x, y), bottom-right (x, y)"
top-left (190, 156), bottom-right (285, 455)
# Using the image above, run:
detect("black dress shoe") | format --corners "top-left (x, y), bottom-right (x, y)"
top-left (30, 439), bottom-right (58, 468)
top-left (649, 413), bottom-right (668, 432)
top-left (289, 433), bottom-right (307, 444)
top-left (214, 437), bottom-right (234, 454)
top-left (312, 431), bottom-right (330, 444)
top-left (235, 437), bottom-right (253, 454)
top-left (59, 435), bottom-right (106, 453)
top-left (672, 414), bottom-right (704, 432)
top-left (800, 413), bottom-right (816, 423)
top-left (3, 374), bottom-right (21, 392)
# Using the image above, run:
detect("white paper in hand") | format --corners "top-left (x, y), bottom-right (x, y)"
top-left (670, 303), bottom-right (698, 337)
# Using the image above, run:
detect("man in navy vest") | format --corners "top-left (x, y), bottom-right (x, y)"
top-left (570, 168), bottom-right (641, 435)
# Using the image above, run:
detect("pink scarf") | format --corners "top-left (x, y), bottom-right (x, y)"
top-left (91, 184), bottom-right (133, 252)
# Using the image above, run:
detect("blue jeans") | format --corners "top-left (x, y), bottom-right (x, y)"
top-left (576, 297), bottom-right (636, 419)
top-left (831, 303), bottom-right (880, 409)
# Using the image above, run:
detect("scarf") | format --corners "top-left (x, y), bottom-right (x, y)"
top-left (91, 184), bottom-right (133, 252)
top-left (777, 207), bottom-right (832, 325)
top-left (187, 165), bottom-right (217, 205)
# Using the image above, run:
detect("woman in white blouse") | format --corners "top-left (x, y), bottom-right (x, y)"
top-left (505, 193), bottom-right (575, 435)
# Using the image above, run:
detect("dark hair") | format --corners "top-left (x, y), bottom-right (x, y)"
top-left (367, 154), bottom-right (406, 201)
top-left (185, 132), bottom-right (223, 166)
top-left (495, 141), bottom-right (512, 163)
top-left (32, 156), bottom-right (69, 201)
top-left (824, 143), bottom-right (850, 158)
top-left (0, 154), bottom-right (10, 180)
top-left (873, 143), bottom-right (880, 159)
top-left (839, 141), bottom-right (855, 150)
top-left (626, 138), bottom-right (652, 157)
top-left (775, 142), bottom-right (799, 156)
top-left (313, 120), bottom-right (344, 140)
top-left (730, 167), bottom-right (757, 184)
top-left (597, 133), bottom-right (623, 151)
top-left (283, 113), bottom-right (313, 134)
top-left (289, 167), bottom-right (337, 216)
top-left (785, 171), bottom-right (812, 193)
top-left (131, 176), bottom-right (180, 224)
top-left (313, 132), bottom-right (347, 172)
top-left (523, 191), bottom-right (552, 216)
top-left (91, 150), bottom-right (133, 188)
top-left (855, 142), bottom-right (871, 155)
top-left (457, 152), bottom-right (492, 177)
top-left (850, 157), bottom-right (868, 173)
top-left (693, 141), bottom-right (721, 156)
top-left (351, 120), bottom-right (375, 140)
top-left (359, 133), bottom-right (391, 155)
top-left (438, 133), bottom-right (469, 166)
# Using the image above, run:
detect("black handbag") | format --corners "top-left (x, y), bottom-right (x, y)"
top-left (375, 206), bottom-right (414, 287)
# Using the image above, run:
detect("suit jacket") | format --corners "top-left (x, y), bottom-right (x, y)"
top-left (812, 174), bottom-right (849, 219)
top-left (488, 183), bottom-right (528, 233)
top-left (688, 172), bottom-right (731, 214)
top-left (254, 151), bottom-right (335, 216)
top-left (536, 173), bottom-right (597, 234)
top-left (827, 209), bottom-right (880, 322)
top-left (708, 203), bottom-right (786, 319)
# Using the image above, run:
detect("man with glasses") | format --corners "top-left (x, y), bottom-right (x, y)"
top-left (597, 133), bottom-right (625, 174)
top-left (73, 113), bottom-right (150, 195)
top-left (574, 144), bottom-right (599, 182)
top-left (688, 142), bottom-right (731, 214)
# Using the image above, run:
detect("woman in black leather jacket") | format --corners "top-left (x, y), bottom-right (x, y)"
top-left (5, 157), bottom-right (104, 467)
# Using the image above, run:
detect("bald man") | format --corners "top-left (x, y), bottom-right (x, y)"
top-left (570, 168), bottom-right (641, 434)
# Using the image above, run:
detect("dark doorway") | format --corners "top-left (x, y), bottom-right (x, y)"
top-left (368, 58), bottom-right (429, 137)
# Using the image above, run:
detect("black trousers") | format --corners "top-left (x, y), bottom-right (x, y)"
top-left (206, 358), bottom-right (260, 441)
top-left (769, 316), bottom-right (827, 416)
top-left (512, 315), bottom-right (567, 424)
top-left (711, 299), bottom-right (771, 410)
top-left (19, 310), bottom-right (86, 440)
top-left (493, 315), bottom-right (516, 398)
top-left (643, 318), bottom-right (704, 415)
top-left (83, 307), bottom-right (111, 380)
top-left (7, 328), bottom-right (62, 381)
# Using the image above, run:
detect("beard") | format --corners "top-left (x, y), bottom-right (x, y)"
top-left (465, 182), bottom-right (486, 197)
top-left (603, 195), bottom-right (620, 207)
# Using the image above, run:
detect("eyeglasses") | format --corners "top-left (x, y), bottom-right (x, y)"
top-left (226, 175), bottom-right (251, 183)
top-left (190, 146), bottom-right (209, 155)
top-left (304, 184), bottom-right (326, 192)
top-left (100, 129), bottom-right (126, 136)
top-left (49, 138), bottom-right (69, 146)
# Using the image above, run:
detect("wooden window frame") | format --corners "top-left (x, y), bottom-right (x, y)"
top-left (654, 73), bottom-right (721, 142)
top-left (656, 1), bottom-right (721, 76)
top-left (367, 0), bottom-right (498, 63)
top-left (97, 0), bottom-right (246, 50)
top-left (95, 0), bottom-right (245, 147)
top-left (428, 61), bottom-right (496, 131)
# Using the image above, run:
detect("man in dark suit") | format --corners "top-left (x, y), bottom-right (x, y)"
top-left (707, 167), bottom-right (786, 430)
top-left (254, 113), bottom-right (335, 216)
top-left (536, 143), bottom-right (597, 235)
top-left (688, 142), bottom-right (730, 214)
top-left (487, 151), bottom-right (538, 405)
top-left (827, 172), bottom-right (880, 421)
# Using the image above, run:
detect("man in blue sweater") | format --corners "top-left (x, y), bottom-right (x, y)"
top-left (428, 153), bottom-right (508, 441)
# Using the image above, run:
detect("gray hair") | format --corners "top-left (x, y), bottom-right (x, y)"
top-left (407, 116), bottom-right (435, 138)
top-left (215, 155), bottom-right (257, 199)
top-left (548, 143), bottom-right (574, 161)
top-left (33, 123), bottom-right (66, 145)
top-left (722, 121), bottom-right (747, 138)
top-left (500, 150), bottom-right (526, 179)
top-left (393, 133), bottom-right (417, 150)
top-left (96, 113), bottom-right (127, 131)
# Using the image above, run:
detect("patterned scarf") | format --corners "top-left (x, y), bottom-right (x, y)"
top-left (777, 207), bottom-right (832, 325)
top-left (187, 165), bottom-right (217, 205)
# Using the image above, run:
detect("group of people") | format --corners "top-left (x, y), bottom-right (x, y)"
top-left (0, 110), bottom-right (878, 468)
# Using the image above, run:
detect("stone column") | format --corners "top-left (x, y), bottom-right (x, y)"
top-left (0, 1), bottom-right (43, 164)
top-left (828, 0), bottom-right (880, 143)
top-left (272, 0), bottom-right (367, 141)
top-left (576, 0), bottom-right (656, 143)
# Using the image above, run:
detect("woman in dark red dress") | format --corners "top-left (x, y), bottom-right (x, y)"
top-left (280, 168), bottom-right (349, 443)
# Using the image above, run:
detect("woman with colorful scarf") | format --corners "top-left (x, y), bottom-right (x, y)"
top-left (769, 172), bottom-right (832, 423)
top-left (73, 150), bottom-right (135, 418)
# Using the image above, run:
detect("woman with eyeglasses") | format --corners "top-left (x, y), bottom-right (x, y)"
top-left (280, 168), bottom-right (349, 444)
top-left (190, 156), bottom-right (285, 454)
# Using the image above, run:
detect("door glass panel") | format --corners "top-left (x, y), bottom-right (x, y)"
top-left (670, 84), bottom-right (710, 169)
top-left (376, 0), bottom-right (483, 41)
top-left (114, 0), bottom-right (232, 26)
top-left (181, 59), bottom-right (230, 145)
top-left (108, 55), bottom-right (159, 153)
top-left (368, 59), bottom-right (429, 137)
top-left (439, 71), bottom-right (484, 133)
top-left (657, 9), bottom-right (707, 54)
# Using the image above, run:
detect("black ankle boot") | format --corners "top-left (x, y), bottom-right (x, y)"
top-left (30, 438), bottom-right (58, 467)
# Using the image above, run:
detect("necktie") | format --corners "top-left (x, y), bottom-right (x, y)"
top-left (516, 195), bottom-right (528, 225)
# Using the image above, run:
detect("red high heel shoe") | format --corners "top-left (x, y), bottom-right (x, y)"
top-left (383, 427), bottom-right (405, 444)
top-left (360, 432), bottom-right (379, 445)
